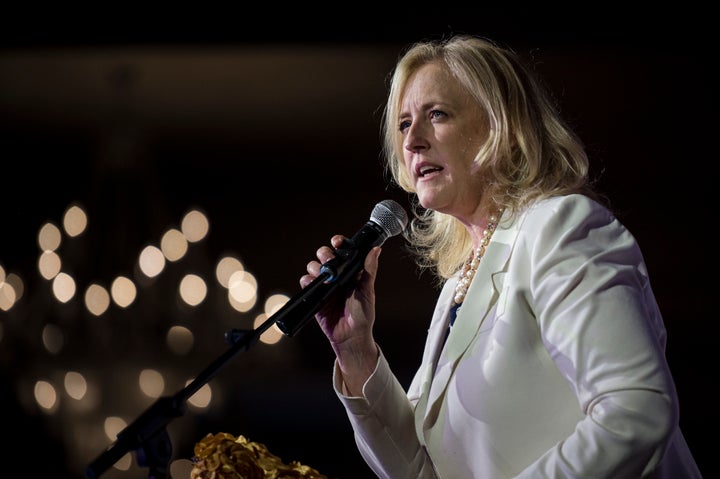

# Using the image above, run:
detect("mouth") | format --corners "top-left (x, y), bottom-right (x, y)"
top-left (416, 164), bottom-right (443, 178)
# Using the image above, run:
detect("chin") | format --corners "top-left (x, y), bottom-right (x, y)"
top-left (415, 193), bottom-right (432, 210)
top-left (417, 195), bottom-right (441, 212)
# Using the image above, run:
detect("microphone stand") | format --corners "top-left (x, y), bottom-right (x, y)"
top-left (85, 269), bottom-right (341, 479)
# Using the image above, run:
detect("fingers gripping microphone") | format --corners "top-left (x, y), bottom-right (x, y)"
top-left (319, 199), bottom-right (409, 282)
top-left (274, 199), bottom-right (409, 336)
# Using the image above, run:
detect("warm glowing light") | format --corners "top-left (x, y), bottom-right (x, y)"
top-left (265, 294), bottom-right (289, 315)
top-left (181, 209), bottom-right (209, 243)
top-left (227, 270), bottom-right (257, 312)
top-left (0, 266), bottom-right (11, 312)
top-left (38, 222), bottom-right (62, 251)
top-left (114, 453), bottom-right (133, 471)
top-left (5, 273), bottom-right (23, 300)
top-left (34, 380), bottom-right (58, 411)
top-left (186, 380), bottom-right (212, 408)
top-left (104, 416), bottom-right (127, 440)
top-left (38, 250), bottom-right (62, 280)
top-left (215, 256), bottom-right (243, 288)
top-left (64, 371), bottom-right (88, 400)
top-left (42, 324), bottom-right (64, 354)
top-left (169, 459), bottom-right (194, 479)
top-left (63, 204), bottom-right (88, 237)
top-left (160, 228), bottom-right (188, 262)
top-left (228, 293), bottom-right (256, 313)
top-left (85, 283), bottom-right (111, 316)
top-left (179, 274), bottom-right (207, 307)
top-left (139, 369), bottom-right (165, 398)
top-left (167, 325), bottom-right (194, 355)
top-left (0, 281), bottom-right (16, 311)
top-left (102, 419), bottom-right (133, 470)
top-left (138, 245), bottom-right (165, 278)
top-left (254, 313), bottom-right (284, 345)
top-left (228, 270), bottom-right (257, 303)
top-left (52, 272), bottom-right (76, 303)
top-left (111, 276), bottom-right (137, 308)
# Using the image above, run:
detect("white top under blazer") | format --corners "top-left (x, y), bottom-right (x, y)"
top-left (333, 194), bottom-right (702, 478)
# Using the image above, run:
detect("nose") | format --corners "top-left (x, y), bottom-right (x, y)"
top-left (404, 121), bottom-right (429, 153)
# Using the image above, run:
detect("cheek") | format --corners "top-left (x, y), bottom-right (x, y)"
top-left (397, 152), bottom-right (416, 190)
top-left (403, 153), bottom-right (413, 171)
top-left (453, 140), bottom-right (480, 168)
top-left (459, 130), bottom-right (487, 162)
top-left (405, 166), bottom-right (417, 189)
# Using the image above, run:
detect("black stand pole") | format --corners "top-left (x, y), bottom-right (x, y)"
top-left (85, 198), bottom-right (408, 478)
top-left (85, 270), bottom-right (338, 479)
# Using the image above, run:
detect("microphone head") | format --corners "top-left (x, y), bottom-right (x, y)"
top-left (371, 199), bottom-right (409, 239)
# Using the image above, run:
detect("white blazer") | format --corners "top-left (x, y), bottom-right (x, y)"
top-left (334, 194), bottom-right (702, 478)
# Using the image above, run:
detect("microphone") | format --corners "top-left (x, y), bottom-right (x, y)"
top-left (273, 199), bottom-right (408, 336)
top-left (319, 199), bottom-right (409, 282)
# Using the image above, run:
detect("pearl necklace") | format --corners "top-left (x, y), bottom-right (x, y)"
top-left (453, 212), bottom-right (501, 305)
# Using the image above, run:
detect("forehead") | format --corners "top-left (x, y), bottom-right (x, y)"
top-left (401, 62), bottom-right (469, 106)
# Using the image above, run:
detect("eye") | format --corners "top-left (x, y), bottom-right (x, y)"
top-left (430, 110), bottom-right (447, 120)
top-left (399, 119), bottom-right (411, 132)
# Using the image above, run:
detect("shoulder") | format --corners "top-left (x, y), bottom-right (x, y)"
top-left (511, 194), bottom-right (632, 248)
top-left (493, 194), bottom-right (611, 250)
top-left (519, 194), bottom-right (616, 232)
top-left (513, 194), bottom-right (640, 259)
top-left (526, 193), bottom-right (611, 217)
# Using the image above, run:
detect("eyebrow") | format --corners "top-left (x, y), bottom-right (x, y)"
top-left (399, 100), bottom-right (452, 117)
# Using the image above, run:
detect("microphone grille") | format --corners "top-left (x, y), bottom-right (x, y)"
top-left (371, 199), bottom-right (409, 238)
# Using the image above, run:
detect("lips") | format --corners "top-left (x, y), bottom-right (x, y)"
top-left (415, 162), bottom-right (443, 177)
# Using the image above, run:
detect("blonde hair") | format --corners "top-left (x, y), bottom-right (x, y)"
top-left (382, 35), bottom-right (600, 281)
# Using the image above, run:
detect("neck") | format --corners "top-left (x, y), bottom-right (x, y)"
top-left (469, 210), bottom-right (502, 250)
top-left (453, 210), bottom-right (502, 305)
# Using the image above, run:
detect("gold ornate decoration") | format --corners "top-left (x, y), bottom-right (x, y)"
top-left (191, 432), bottom-right (328, 479)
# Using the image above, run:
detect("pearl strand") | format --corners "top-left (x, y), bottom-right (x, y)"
top-left (453, 213), bottom-right (500, 305)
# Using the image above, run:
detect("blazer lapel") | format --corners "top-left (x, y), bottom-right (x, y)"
top-left (413, 282), bottom-right (455, 444)
top-left (421, 214), bottom-right (522, 430)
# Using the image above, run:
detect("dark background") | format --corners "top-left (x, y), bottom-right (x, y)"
top-left (0, 8), bottom-right (714, 478)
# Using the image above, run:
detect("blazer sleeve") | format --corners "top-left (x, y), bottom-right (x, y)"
top-left (333, 347), bottom-right (439, 479)
top-left (515, 195), bottom-right (682, 477)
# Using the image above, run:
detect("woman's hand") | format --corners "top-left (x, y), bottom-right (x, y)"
top-left (300, 234), bottom-right (381, 395)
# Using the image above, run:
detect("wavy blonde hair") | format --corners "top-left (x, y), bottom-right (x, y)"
top-left (382, 35), bottom-right (600, 281)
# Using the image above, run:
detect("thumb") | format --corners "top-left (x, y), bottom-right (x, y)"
top-left (363, 246), bottom-right (382, 279)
